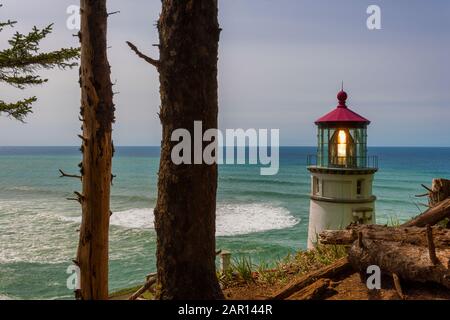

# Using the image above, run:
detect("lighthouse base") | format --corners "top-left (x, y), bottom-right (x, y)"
top-left (307, 198), bottom-right (375, 249)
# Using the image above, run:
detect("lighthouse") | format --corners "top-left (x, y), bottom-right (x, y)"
top-left (307, 89), bottom-right (378, 249)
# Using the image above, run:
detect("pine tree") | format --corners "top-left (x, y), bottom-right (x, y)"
top-left (128, 0), bottom-right (224, 299)
top-left (0, 4), bottom-right (79, 121)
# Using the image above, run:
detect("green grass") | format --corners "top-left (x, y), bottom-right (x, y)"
top-left (219, 244), bottom-right (347, 289)
top-left (232, 256), bottom-right (254, 283)
top-left (387, 215), bottom-right (401, 227)
top-left (437, 218), bottom-right (449, 228)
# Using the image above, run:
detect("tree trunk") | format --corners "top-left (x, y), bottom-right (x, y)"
top-left (154, 0), bottom-right (223, 299)
top-left (76, 0), bottom-right (114, 300)
top-left (319, 225), bottom-right (450, 248)
top-left (348, 239), bottom-right (450, 289)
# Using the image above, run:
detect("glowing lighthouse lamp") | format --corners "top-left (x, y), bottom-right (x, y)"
top-left (306, 88), bottom-right (378, 249)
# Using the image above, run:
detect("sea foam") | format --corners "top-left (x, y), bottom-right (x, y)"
top-left (0, 202), bottom-right (298, 264)
top-left (63, 203), bottom-right (298, 236)
top-left (111, 203), bottom-right (297, 236)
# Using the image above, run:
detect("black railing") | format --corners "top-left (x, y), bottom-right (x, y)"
top-left (307, 155), bottom-right (378, 170)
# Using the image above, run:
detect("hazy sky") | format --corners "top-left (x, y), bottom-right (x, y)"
top-left (0, 0), bottom-right (449, 146)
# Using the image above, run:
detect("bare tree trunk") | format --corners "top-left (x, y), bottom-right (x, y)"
top-left (154, 0), bottom-right (223, 299)
top-left (76, 0), bottom-right (114, 300)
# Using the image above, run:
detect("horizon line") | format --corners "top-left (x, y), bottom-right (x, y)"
top-left (1, 145), bottom-right (450, 148)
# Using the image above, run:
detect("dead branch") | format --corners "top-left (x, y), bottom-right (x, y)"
top-left (59, 169), bottom-right (82, 180)
top-left (129, 275), bottom-right (157, 300)
top-left (126, 41), bottom-right (160, 68)
top-left (77, 134), bottom-right (87, 143)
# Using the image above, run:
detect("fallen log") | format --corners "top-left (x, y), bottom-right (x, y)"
top-left (319, 225), bottom-right (450, 248)
top-left (129, 274), bottom-right (157, 300)
top-left (348, 239), bottom-right (450, 289)
top-left (286, 278), bottom-right (331, 300)
top-left (402, 198), bottom-right (450, 228)
top-left (269, 257), bottom-right (351, 300)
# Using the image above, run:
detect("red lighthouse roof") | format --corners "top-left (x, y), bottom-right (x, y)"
top-left (315, 90), bottom-right (370, 125)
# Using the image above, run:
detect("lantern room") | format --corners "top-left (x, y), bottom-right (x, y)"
top-left (310, 90), bottom-right (376, 169)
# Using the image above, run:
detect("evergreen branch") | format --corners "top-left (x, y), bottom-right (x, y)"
top-left (0, 19), bottom-right (17, 31)
top-left (0, 5), bottom-right (17, 31)
top-left (0, 47), bottom-right (80, 70)
top-left (0, 73), bottom-right (47, 88)
top-left (0, 6), bottom-right (80, 121)
top-left (0, 23), bottom-right (80, 71)
top-left (0, 97), bottom-right (36, 122)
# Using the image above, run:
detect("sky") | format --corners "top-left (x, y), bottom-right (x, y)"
top-left (0, 0), bottom-right (449, 146)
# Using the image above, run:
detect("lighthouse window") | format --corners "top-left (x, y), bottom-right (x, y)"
top-left (329, 129), bottom-right (356, 167)
top-left (357, 180), bottom-right (364, 196)
top-left (313, 177), bottom-right (320, 195)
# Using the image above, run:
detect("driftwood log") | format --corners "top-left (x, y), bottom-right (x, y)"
top-left (319, 225), bottom-right (450, 248)
top-left (269, 257), bottom-right (351, 300)
top-left (286, 278), bottom-right (331, 300)
top-left (347, 239), bottom-right (450, 289)
top-left (402, 198), bottom-right (450, 228)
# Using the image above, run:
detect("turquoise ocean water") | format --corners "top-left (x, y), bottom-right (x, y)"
top-left (0, 146), bottom-right (449, 299)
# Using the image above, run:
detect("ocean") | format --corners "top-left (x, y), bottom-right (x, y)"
top-left (0, 146), bottom-right (449, 300)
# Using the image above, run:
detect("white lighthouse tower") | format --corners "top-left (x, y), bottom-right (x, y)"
top-left (307, 89), bottom-right (378, 249)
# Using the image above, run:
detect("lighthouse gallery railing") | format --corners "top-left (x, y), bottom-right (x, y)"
top-left (307, 155), bottom-right (378, 170)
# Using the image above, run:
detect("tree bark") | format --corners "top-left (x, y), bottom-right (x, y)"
top-left (348, 239), bottom-right (450, 289)
top-left (429, 179), bottom-right (450, 207)
top-left (402, 198), bottom-right (450, 228)
top-left (76, 0), bottom-right (114, 300)
top-left (319, 225), bottom-right (450, 248)
top-left (154, 0), bottom-right (223, 299)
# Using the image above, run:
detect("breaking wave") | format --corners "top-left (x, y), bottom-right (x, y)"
top-left (63, 203), bottom-right (299, 236)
